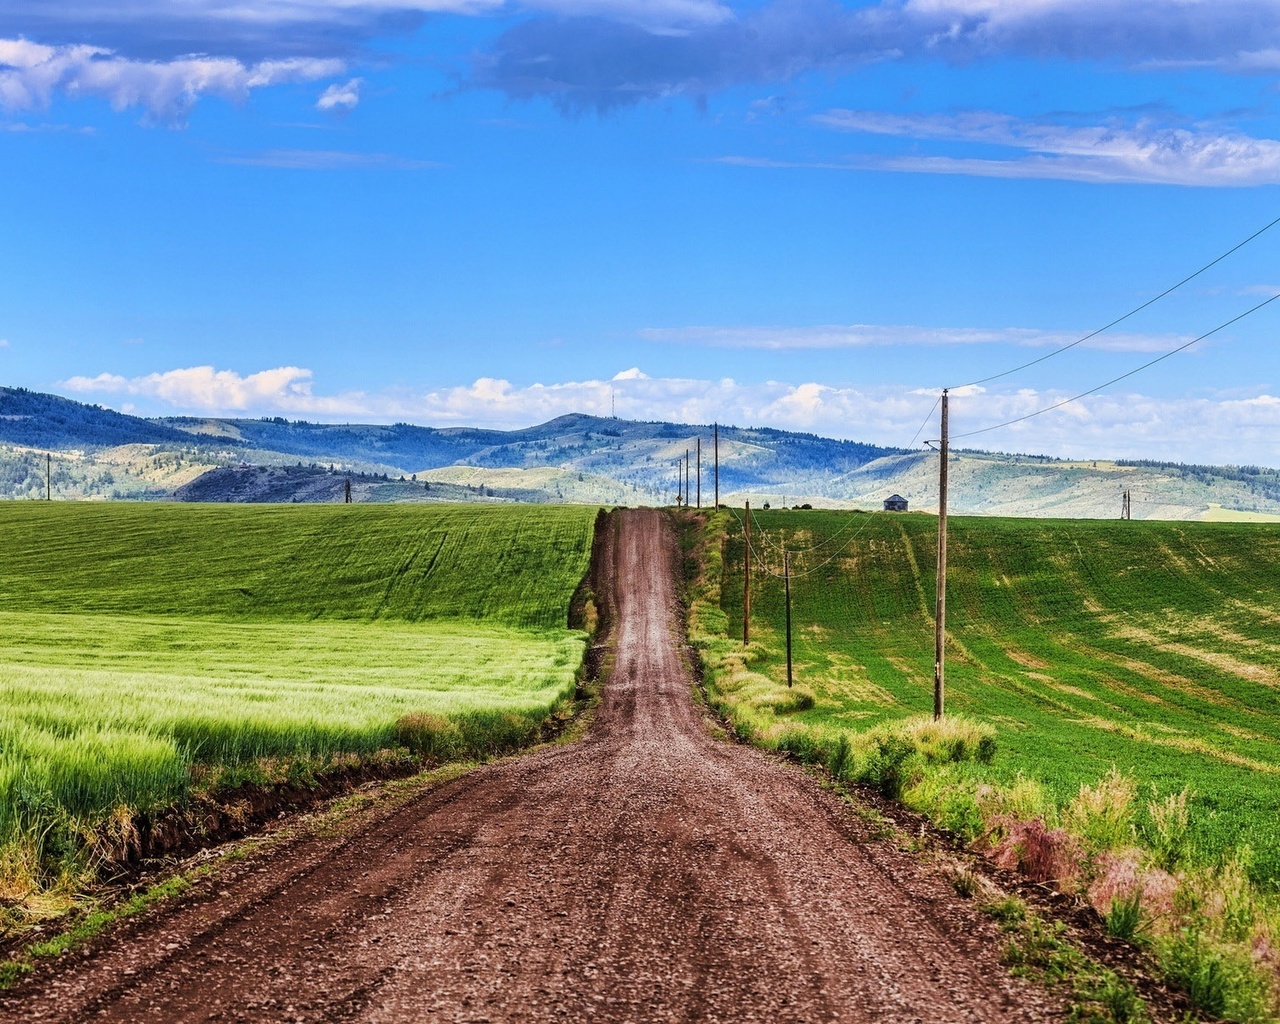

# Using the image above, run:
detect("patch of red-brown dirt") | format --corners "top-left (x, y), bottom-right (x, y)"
top-left (1, 509), bottom-right (1065, 1023)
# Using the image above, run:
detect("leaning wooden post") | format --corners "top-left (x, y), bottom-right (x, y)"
top-left (934, 389), bottom-right (949, 721)
top-left (743, 500), bottom-right (752, 645)
top-left (784, 547), bottom-right (793, 688)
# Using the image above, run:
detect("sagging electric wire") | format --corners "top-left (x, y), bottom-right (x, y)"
top-left (953, 291), bottom-right (1280, 441)
top-left (951, 210), bottom-right (1280, 391)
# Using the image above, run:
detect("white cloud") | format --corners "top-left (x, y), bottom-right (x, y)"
top-left (0, 38), bottom-right (342, 119)
top-left (316, 77), bottom-right (361, 111)
top-left (56, 363), bottom-right (1280, 465)
top-left (639, 323), bottom-right (1186, 353)
top-left (61, 365), bottom-right (370, 416)
top-left (0, 338), bottom-right (8, 348)
top-left (809, 109), bottom-right (1280, 187)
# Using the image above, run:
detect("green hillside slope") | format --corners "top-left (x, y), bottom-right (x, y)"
top-left (709, 510), bottom-right (1280, 883)
top-left (0, 503), bottom-right (599, 921)
top-left (0, 503), bottom-right (595, 629)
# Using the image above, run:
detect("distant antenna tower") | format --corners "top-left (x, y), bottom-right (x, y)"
top-left (611, 387), bottom-right (616, 419)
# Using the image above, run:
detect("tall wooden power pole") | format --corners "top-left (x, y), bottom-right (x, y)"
top-left (784, 547), bottom-right (793, 687)
top-left (933, 390), bottom-right (949, 721)
top-left (345, 477), bottom-right (352, 504)
top-left (685, 449), bottom-right (690, 509)
top-left (713, 422), bottom-right (719, 508)
top-left (46, 453), bottom-right (51, 501)
top-left (696, 438), bottom-right (701, 509)
top-left (743, 500), bottom-right (752, 645)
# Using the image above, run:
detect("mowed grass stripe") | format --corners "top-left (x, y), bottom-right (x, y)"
top-left (719, 511), bottom-right (1280, 887)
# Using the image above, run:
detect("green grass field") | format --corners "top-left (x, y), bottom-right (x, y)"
top-left (707, 510), bottom-right (1280, 888)
top-left (0, 503), bottom-right (598, 899)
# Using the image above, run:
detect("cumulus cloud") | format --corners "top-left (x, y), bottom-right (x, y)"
top-left (0, 37), bottom-right (342, 119)
top-left (803, 109), bottom-right (1280, 187)
top-left (61, 365), bottom-right (371, 416)
top-left (640, 323), bottom-right (1187, 353)
top-left (57, 362), bottom-right (1280, 465)
top-left (474, 0), bottom-right (1280, 112)
top-left (316, 76), bottom-right (361, 110)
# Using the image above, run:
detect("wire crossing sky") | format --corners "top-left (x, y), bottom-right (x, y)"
top-left (7, 1), bottom-right (1280, 464)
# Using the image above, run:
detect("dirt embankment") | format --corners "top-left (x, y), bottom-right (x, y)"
top-left (2, 509), bottom-right (1064, 1023)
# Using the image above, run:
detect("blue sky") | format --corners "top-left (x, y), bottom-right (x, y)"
top-left (5, 1), bottom-right (1280, 463)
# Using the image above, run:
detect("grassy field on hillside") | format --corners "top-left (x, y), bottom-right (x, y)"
top-left (0, 503), bottom-right (598, 913)
top-left (694, 509), bottom-right (1280, 1019)
top-left (708, 509), bottom-right (1280, 882)
top-left (0, 503), bottom-right (593, 628)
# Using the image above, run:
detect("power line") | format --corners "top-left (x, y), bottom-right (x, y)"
top-left (953, 291), bottom-right (1280, 441)
top-left (952, 211), bottom-right (1280, 390)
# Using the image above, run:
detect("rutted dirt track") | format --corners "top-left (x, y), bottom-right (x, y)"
top-left (3, 509), bottom-right (1062, 1023)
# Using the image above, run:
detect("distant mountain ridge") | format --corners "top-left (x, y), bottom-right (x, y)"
top-left (4, 384), bottom-right (1280, 520)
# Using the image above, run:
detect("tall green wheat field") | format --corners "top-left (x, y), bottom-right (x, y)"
top-left (706, 510), bottom-right (1280, 883)
top-left (0, 502), bottom-right (599, 905)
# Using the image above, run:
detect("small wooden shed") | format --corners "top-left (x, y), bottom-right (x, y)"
top-left (883, 494), bottom-right (909, 512)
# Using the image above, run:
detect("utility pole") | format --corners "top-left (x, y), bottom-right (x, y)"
top-left (46, 453), bottom-right (51, 501)
top-left (713, 422), bottom-right (719, 508)
top-left (676, 461), bottom-right (682, 507)
top-left (934, 389), bottom-right (949, 721)
top-left (1122, 489), bottom-right (1131, 520)
top-left (696, 437), bottom-right (701, 509)
top-left (685, 449), bottom-right (690, 509)
top-left (743, 500), bottom-right (752, 645)
top-left (784, 547), bottom-right (793, 687)
top-left (345, 477), bottom-right (352, 504)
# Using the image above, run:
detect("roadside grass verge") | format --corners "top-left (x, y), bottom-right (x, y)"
top-left (685, 509), bottom-right (1280, 1022)
top-left (0, 503), bottom-right (600, 932)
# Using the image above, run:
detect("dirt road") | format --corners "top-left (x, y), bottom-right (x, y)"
top-left (4, 509), bottom-right (1061, 1023)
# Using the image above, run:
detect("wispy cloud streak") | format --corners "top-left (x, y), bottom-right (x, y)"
top-left (806, 109), bottom-right (1280, 187)
top-left (640, 323), bottom-right (1188, 352)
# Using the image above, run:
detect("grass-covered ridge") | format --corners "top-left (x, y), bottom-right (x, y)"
top-left (690, 509), bottom-right (1280, 1021)
top-left (0, 503), bottom-right (599, 920)
top-left (712, 510), bottom-right (1280, 878)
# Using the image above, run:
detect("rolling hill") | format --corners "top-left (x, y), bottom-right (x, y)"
top-left (5, 384), bottom-right (1280, 519)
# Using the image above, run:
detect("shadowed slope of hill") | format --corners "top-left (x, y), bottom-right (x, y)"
top-left (0, 388), bottom-right (206, 451)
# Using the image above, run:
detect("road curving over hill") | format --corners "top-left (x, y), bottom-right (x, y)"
top-left (3, 509), bottom-right (1063, 1023)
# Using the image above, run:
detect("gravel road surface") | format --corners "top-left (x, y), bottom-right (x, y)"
top-left (3, 509), bottom-right (1062, 1023)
